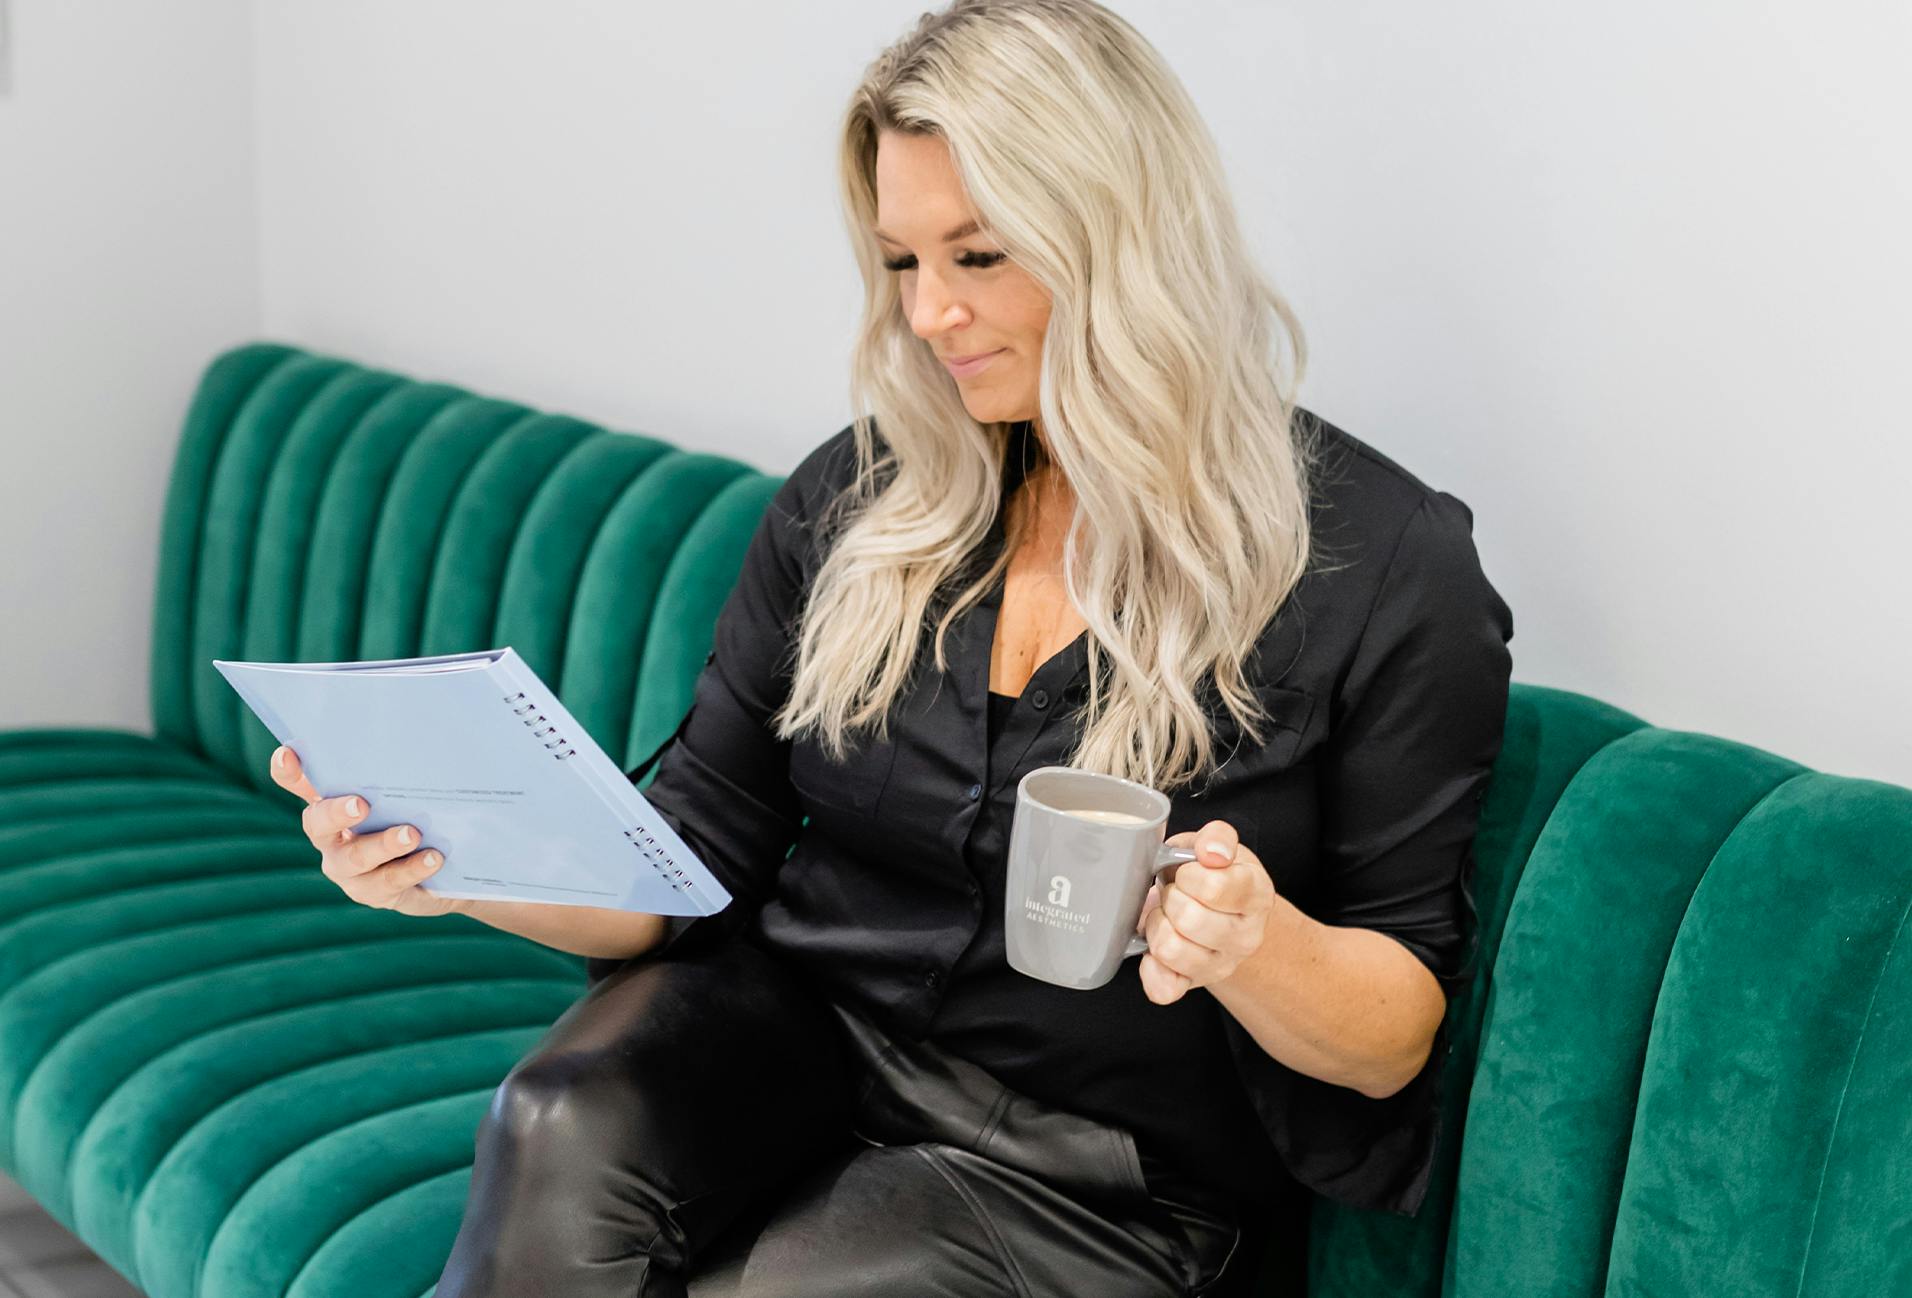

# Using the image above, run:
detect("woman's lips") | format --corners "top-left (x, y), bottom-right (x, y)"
top-left (942, 348), bottom-right (1004, 378)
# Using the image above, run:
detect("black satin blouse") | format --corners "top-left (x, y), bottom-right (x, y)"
top-left (596, 412), bottom-right (1516, 1218)
top-left (985, 688), bottom-right (1017, 735)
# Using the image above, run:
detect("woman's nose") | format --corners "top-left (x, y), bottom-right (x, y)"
top-left (907, 272), bottom-right (968, 339)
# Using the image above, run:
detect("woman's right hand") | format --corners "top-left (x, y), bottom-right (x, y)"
top-left (270, 744), bottom-right (466, 918)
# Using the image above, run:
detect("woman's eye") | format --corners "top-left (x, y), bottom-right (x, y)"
top-left (881, 251), bottom-right (1006, 273)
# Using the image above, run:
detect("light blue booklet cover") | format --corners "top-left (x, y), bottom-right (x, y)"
top-left (212, 647), bottom-right (731, 916)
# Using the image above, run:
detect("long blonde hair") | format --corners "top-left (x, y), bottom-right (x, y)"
top-left (777, 0), bottom-right (1322, 793)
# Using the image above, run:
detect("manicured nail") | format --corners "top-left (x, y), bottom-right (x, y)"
top-left (426, 851), bottom-right (443, 867)
top-left (271, 747), bottom-right (285, 769)
top-left (398, 826), bottom-right (416, 845)
top-left (1201, 839), bottom-right (1227, 858)
top-left (346, 797), bottom-right (362, 817)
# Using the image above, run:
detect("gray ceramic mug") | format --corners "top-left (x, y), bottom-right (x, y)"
top-left (1004, 765), bottom-right (1199, 990)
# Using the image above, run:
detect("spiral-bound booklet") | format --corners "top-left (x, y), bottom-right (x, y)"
top-left (211, 647), bottom-right (731, 916)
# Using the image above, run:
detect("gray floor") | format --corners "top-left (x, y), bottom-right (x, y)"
top-left (0, 1172), bottom-right (141, 1298)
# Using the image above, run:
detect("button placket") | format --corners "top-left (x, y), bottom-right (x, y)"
top-left (985, 661), bottom-right (1084, 803)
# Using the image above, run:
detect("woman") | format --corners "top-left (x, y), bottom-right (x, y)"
top-left (276, 1), bottom-right (1514, 1293)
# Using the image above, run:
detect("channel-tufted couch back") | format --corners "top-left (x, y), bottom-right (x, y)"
top-left (1310, 700), bottom-right (1912, 1297)
top-left (151, 342), bottom-right (783, 798)
top-left (0, 341), bottom-right (1905, 1298)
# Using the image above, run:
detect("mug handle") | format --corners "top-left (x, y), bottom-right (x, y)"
top-left (1123, 845), bottom-right (1200, 958)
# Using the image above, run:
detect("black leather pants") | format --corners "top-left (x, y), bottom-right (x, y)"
top-left (432, 932), bottom-right (1252, 1297)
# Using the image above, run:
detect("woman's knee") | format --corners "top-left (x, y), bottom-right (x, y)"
top-left (482, 1045), bottom-right (645, 1159)
top-left (485, 937), bottom-right (859, 1193)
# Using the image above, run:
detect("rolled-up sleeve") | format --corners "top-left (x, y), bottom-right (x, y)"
top-left (585, 428), bottom-right (852, 987)
top-left (1222, 488), bottom-right (1515, 1215)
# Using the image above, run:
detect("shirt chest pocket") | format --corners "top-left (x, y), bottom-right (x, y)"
top-left (787, 727), bottom-right (897, 822)
top-left (1201, 681), bottom-right (1318, 790)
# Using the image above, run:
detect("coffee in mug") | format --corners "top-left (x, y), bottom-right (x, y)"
top-left (1059, 807), bottom-right (1151, 827)
top-left (1004, 766), bottom-right (1198, 990)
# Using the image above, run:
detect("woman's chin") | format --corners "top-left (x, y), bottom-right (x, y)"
top-left (957, 390), bottom-right (1036, 426)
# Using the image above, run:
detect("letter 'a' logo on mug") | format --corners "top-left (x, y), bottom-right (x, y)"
top-left (1048, 875), bottom-right (1072, 907)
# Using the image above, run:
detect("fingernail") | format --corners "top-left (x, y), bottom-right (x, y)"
top-left (346, 797), bottom-right (362, 816)
top-left (398, 826), bottom-right (416, 845)
top-left (271, 747), bottom-right (285, 769)
top-left (1201, 839), bottom-right (1226, 857)
top-left (426, 851), bottom-right (443, 867)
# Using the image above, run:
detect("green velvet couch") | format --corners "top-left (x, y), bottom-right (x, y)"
top-left (2, 341), bottom-right (1906, 1298)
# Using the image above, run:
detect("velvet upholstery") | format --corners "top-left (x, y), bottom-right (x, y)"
top-left (2, 341), bottom-right (1905, 1297)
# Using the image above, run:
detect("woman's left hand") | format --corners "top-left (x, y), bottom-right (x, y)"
top-left (1135, 819), bottom-right (1276, 1006)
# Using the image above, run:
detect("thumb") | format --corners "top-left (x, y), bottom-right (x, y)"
top-left (271, 745), bottom-right (324, 805)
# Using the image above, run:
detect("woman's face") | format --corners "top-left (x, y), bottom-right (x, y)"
top-left (874, 130), bottom-right (1051, 427)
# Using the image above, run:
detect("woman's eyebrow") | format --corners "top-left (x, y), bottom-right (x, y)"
top-left (873, 219), bottom-right (983, 246)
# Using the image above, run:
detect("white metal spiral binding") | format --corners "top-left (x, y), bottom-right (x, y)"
top-left (503, 691), bottom-right (576, 760)
top-left (623, 826), bottom-right (692, 894)
top-left (502, 689), bottom-right (694, 895)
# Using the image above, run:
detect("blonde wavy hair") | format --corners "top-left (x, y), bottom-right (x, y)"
top-left (776, 0), bottom-right (1322, 794)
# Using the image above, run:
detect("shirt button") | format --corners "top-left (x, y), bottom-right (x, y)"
top-left (1031, 688), bottom-right (1049, 709)
top-left (925, 968), bottom-right (942, 989)
top-left (967, 783), bottom-right (982, 800)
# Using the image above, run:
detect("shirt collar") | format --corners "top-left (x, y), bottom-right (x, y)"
top-left (1003, 417), bottom-right (1044, 497)
top-left (979, 419), bottom-right (1043, 567)
top-left (968, 419), bottom-right (1092, 785)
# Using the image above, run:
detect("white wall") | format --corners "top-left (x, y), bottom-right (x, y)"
top-left (7, 1), bottom-right (1909, 787)
top-left (0, 0), bottom-right (260, 734)
top-left (250, 2), bottom-right (872, 472)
